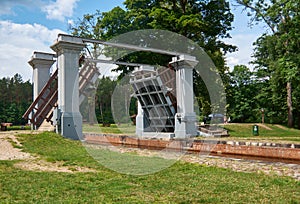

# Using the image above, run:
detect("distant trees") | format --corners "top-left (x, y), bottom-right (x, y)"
top-left (0, 74), bottom-right (32, 125)
top-left (226, 65), bottom-right (259, 123)
top-left (237, 0), bottom-right (300, 127)
top-left (95, 76), bottom-right (117, 124)
top-left (93, 76), bottom-right (136, 125)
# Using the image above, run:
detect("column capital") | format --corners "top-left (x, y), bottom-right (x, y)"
top-left (51, 34), bottom-right (85, 54)
top-left (28, 51), bottom-right (56, 68)
top-left (169, 55), bottom-right (198, 69)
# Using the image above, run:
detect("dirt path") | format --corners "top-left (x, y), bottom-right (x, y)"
top-left (0, 131), bottom-right (32, 160)
top-left (0, 131), bottom-right (95, 173)
top-left (258, 123), bottom-right (273, 130)
top-left (274, 124), bottom-right (289, 130)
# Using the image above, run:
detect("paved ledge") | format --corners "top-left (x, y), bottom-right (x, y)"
top-left (84, 134), bottom-right (300, 161)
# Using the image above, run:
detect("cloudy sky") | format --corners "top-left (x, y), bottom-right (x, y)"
top-left (0, 0), bottom-right (265, 81)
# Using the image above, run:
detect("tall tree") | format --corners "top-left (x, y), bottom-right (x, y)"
top-left (237, 0), bottom-right (300, 127)
top-left (227, 65), bottom-right (261, 122)
top-left (0, 74), bottom-right (32, 125)
top-left (71, 0), bottom-right (236, 73)
top-left (71, 0), bottom-right (236, 118)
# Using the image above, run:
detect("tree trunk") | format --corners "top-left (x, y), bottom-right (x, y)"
top-left (287, 82), bottom-right (293, 128)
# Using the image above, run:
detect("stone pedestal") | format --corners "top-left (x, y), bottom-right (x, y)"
top-left (28, 52), bottom-right (55, 130)
top-left (169, 55), bottom-right (198, 138)
top-left (51, 34), bottom-right (85, 140)
top-left (28, 52), bottom-right (56, 104)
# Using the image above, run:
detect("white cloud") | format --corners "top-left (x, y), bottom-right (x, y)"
top-left (42, 0), bottom-right (79, 21)
top-left (224, 33), bottom-right (259, 70)
top-left (67, 19), bottom-right (74, 26)
top-left (0, 21), bottom-right (65, 81)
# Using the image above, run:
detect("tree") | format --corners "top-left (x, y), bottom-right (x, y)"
top-left (0, 74), bottom-right (32, 125)
top-left (237, 0), bottom-right (300, 128)
top-left (227, 65), bottom-right (260, 122)
top-left (95, 76), bottom-right (117, 124)
top-left (70, 0), bottom-right (237, 119)
top-left (71, 0), bottom-right (236, 70)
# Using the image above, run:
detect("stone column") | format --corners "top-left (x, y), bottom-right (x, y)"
top-left (169, 55), bottom-right (198, 138)
top-left (51, 34), bottom-right (85, 140)
top-left (28, 52), bottom-right (55, 102)
top-left (135, 101), bottom-right (144, 136)
top-left (28, 52), bottom-right (55, 130)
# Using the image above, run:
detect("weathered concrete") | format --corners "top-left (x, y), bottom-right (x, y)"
top-left (28, 52), bottom-right (56, 102)
top-left (28, 52), bottom-right (56, 130)
top-left (51, 34), bottom-right (85, 140)
top-left (169, 55), bottom-right (198, 138)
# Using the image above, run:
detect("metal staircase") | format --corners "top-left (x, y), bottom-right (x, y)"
top-left (23, 60), bottom-right (100, 130)
top-left (79, 59), bottom-right (100, 104)
top-left (22, 69), bottom-right (58, 128)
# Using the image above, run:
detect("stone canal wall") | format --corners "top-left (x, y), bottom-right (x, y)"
top-left (84, 134), bottom-right (300, 161)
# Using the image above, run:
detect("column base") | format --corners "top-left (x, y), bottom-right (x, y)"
top-left (61, 112), bottom-right (83, 140)
top-left (174, 113), bottom-right (198, 139)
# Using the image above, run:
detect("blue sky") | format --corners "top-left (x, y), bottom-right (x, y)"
top-left (0, 0), bottom-right (265, 81)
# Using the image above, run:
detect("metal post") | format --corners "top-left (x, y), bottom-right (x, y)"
top-left (169, 55), bottom-right (198, 138)
top-left (51, 34), bottom-right (85, 140)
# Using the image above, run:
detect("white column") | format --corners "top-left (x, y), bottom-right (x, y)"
top-left (135, 101), bottom-right (144, 136)
top-left (28, 52), bottom-right (55, 130)
top-left (169, 55), bottom-right (198, 138)
top-left (28, 52), bottom-right (55, 102)
top-left (51, 34), bottom-right (85, 140)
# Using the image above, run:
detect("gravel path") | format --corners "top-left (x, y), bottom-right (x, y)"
top-left (87, 143), bottom-right (300, 181)
top-left (181, 154), bottom-right (300, 181)
top-left (0, 131), bottom-right (32, 160)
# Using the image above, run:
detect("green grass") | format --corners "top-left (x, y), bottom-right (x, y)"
top-left (223, 123), bottom-right (300, 143)
top-left (83, 123), bottom-right (136, 135)
top-left (6, 125), bottom-right (31, 131)
top-left (0, 132), bottom-right (299, 203)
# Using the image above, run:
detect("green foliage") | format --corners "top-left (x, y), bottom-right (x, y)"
top-left (237, 0), bottom-right (300, 128)
top-left (70, 0), bottom-right (236, 74)
top-left (70, 0), bottom-right (238, 119)
top-left (227, 65), bottom-right (261, 122)
top-left (0, 74), bottom-right (32, 125)
top-left (95, 76), bottom-right (117, 124)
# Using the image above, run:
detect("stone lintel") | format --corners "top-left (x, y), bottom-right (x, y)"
top-left (51, 34), bottom-right (85, 53)
top-left (28, 51), bottom-right (56, 68)
top-left (169, 55), bottom-right (198, 69)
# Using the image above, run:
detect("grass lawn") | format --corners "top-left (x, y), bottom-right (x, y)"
top-left (83, 123), bottom-right (136, 135)
top-left (223, 123), bottom-right (300, 143)
top-left (82, 123), bottom-right (300, 143)
top-left (0, 132), bottom-right (299, 203)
